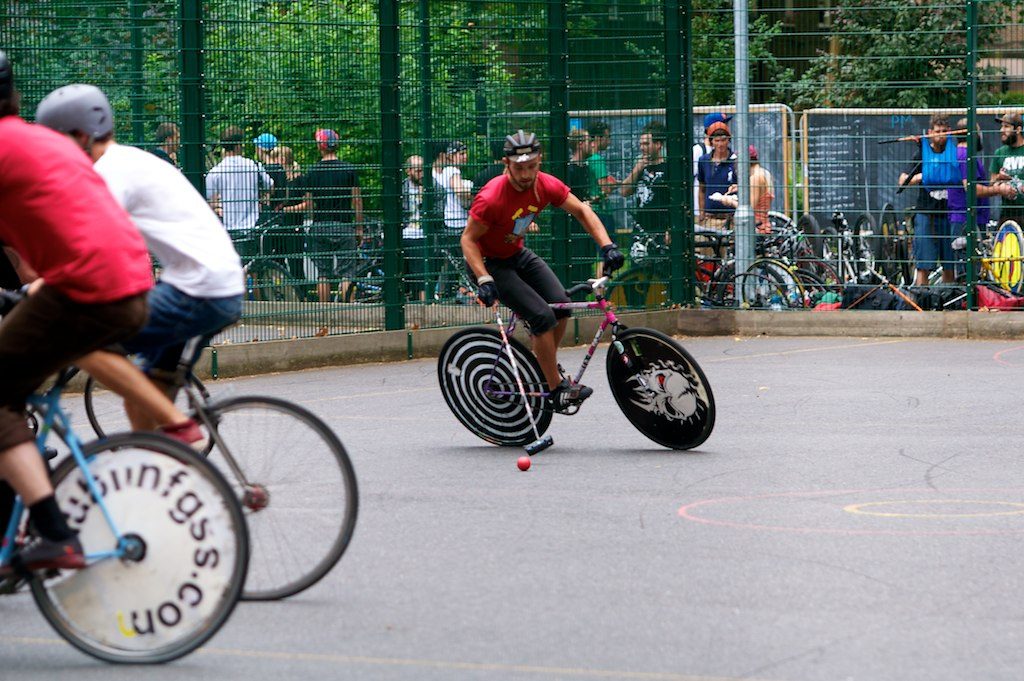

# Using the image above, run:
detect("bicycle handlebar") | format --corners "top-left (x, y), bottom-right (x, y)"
top-left (565, 276), bottom-right (609, 298)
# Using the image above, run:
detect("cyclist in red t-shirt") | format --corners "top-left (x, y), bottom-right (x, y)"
top-left (0, 52), bottom-right (192, 573)
top-left (462, 130), bottom-right (625, 413)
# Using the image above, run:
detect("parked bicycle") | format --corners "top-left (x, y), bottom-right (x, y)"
top-left (0, 295), bottom-right (247, 663)
top-left (438, 275), bottom-right (715, 452)
top-left (82, 344), bottom-right (358, 602)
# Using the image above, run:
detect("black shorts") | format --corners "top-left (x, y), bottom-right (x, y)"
top-left (481, 248), bottom-right (570, 335)
top-left (307, 221), bottom-right (358, 280)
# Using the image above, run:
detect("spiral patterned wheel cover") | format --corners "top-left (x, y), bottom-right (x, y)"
top-left (438, 327), bottom-right (551, 447)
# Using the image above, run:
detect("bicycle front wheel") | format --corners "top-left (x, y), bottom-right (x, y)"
top-left (203, 396), bottom-right (358, 601)
top-left (437, 326), bottom-right (552, 447)
top-left (34, 433), bottom-right (248, 664)
top-left (606, 328), bottom-right (715, 450)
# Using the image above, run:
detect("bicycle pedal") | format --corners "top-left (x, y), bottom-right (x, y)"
top-left (42, 447), bottom-right (58, 461)
top-left (0, 574), bottom-right (26, 595)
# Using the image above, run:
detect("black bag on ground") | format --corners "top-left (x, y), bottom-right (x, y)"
top-left (841, 284), bottom-right (898, 310)
top-left (898, 285), bottom-right (966, 311)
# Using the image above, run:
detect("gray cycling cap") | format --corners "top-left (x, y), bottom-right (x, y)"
top-left (36, 84), bottom-right (114, 139)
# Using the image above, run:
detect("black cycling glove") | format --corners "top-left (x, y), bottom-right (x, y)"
top-left (476, 276), bottom-right (498, 307)
top-left (601, 243), bottom-right (625, 273)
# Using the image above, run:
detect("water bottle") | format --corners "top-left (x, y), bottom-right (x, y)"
top-left (769, 294), bottom-right (783, 311)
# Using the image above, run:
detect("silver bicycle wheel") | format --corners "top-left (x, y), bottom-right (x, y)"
top-left (203, 396), bottom-right (358, 601)
top-left (34, 433), bottom-right (248, 664)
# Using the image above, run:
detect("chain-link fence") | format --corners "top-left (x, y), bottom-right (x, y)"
top-left (3, 1), bottom-right (1023, 341)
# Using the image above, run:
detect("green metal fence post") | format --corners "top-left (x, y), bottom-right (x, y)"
top-left (379, 0), bottom-right (404, 330)
top-left (665, 0), bottom-right (692, 305)
top-left (966, 0), bottom-right (978, 310)
top-left (129, 0), bottom-right (145, 146)
top-left (178, 0), bottom-right (206, 195)
top-left (418, 0), bottom-right (437, 298)
top-left (547, 0), bottom-right (570, 283)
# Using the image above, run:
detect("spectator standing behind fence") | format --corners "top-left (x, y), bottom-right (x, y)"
top-left (693, 113), bottom-right (731, 215)
top-left (621, 120), bottom-right (669, 235)
top-left (898, 114), bottom-right (958, 285)
top-left (402, 154), bottom-right (426, 301)
top-left (950, 119), bottom-right (991, 236)
top-left (206, 125), bottom-right (273, 249)
top-left (696, 121), bottom-right (736, 230)
top-left (586, 121), bottom-right (617, 198)
top-left (433, 140), bottom-right (472, 234)
top-left (989, 113), bottom-right (1024, 225)
top-left (567, 129), bottom-right (599, 202)
top-left (281, 128), bottom-right (362, 303)
top-left (151, 121), bottom-right (179, 166)
top-left (710, 145), bottom-right (772, 234)
top-left (270, 144), bottom-right (306, 280)
top-left (253, 133), bottom-right (285, 223)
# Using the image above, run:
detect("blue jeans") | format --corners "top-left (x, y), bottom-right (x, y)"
top-left (123, 282), bottom-right (243, 374)
top-left (913, 212), bottom-right (955, 272)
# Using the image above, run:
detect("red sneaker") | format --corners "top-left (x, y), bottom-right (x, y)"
top-left (1, 534), bottom-right (85, 575)
top-left (159, 418), bottom-right (208, 451)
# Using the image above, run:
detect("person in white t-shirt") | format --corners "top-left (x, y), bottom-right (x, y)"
top-left (206, 125), bottom-right (274, 241)
top-left (36, 84), bottom-right (245, 431)
top-left (432, 140), bottom-right (472, 234)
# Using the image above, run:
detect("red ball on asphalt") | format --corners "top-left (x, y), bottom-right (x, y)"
top-left (517, 456), bottom-right (531, 471)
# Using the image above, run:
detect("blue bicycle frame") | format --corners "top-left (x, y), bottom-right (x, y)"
top-left (0, 373), bottom-right (128, 568)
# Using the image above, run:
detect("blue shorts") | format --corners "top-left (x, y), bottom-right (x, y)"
top-left (123, 282), bottom-right (243, 374)
top-left (913, 212), bottom-right (956, 272)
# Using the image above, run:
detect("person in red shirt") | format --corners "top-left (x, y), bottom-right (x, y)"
top-left (462, 130), bottom-right (624, 412)
top-left (0, 52), bottom-right (185, 574)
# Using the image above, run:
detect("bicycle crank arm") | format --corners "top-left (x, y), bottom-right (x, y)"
top-left (525, 435), bottom-right (553, 456)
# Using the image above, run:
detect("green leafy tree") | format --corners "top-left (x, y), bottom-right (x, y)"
top-left (781, 0), bottom-right (1020, 108)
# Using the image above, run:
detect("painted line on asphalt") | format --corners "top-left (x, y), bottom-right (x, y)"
top-left (993, 344), bottom-right (1024, 367)
top-left (703, 338), bottom-right (909, 363)
top-left (0, 635), bottom-right (782, 681)
top-left (678, 488), bottom-right (1024, 536)
top-left (844, 499), bottom-right (1024, 518)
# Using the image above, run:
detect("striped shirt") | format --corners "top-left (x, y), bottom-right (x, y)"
top-left (205, 154), bottom-right (273, 232)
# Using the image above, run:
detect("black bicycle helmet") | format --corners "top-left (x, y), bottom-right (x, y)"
top-left (503, 130), bottom-right (541, 162)
top-left (0, 51), bottom-right (12, 101)
top-left (35, 84), bottom-right (114, 139)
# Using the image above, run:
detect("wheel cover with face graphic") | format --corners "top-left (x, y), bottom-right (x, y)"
top-left (438, 326), bottom-right (552, 447)
top-left (606, 328), bottom-right (715, 450)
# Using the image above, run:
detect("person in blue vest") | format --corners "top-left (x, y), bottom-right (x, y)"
top-left (898, 114), bottom-right (959, 285)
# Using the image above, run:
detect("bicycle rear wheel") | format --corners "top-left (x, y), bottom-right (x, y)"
top-left (203, 396), bottom-right (358, 601)
top-left (606, 328), bottom-right (715, 450)
top-left (437, 326), bottom-right (552, 447)
top-left (247, 259), bottom-right (304, 303)
top-left (34, 433), bottom-right (247, 664)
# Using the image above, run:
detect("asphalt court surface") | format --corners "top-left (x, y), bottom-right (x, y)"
top-left (2, 334), bottom-right (1024, 680)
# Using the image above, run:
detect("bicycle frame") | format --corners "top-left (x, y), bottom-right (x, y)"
top-left (0, 379), bottom-right (128, 568)
top-left (483, 279), bottom-right (624, 401)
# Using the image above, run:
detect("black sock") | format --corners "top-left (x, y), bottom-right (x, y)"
top-left (28, 496), bottom-right (74, 541)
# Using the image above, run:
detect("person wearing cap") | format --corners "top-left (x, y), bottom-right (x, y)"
top-left (696, 120), bottom-right (738, 230)
top-left (151, 121), bottom-right (179, 166)
top-left (281, 127), bottom-right (362, 302)
top-left (692, 113), bottom-right (732, 213)
top-left (253, 132), bottom-right (285, 213)
top-left (206, 124), bottom-right (274, 240)
top-left (35, 82), bottom-right (244, 446)
top-left (433, 140), bottom-right (472, 233)
top-left (989, 112), bottom-right (1024, 225)
top-left (898, 114), bottom-right (958, 285)
top-left (620, 120), bottom-right (670, 235)
top-left (713, 144), bottom-right (774, 234)
top-left (462, 130), bottom-right (624, 414)
top-left (0, 54), bottom-right (159, 572)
